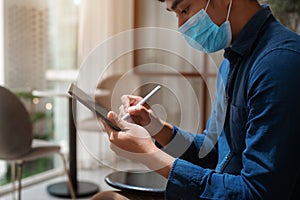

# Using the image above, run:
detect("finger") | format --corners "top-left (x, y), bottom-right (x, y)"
top-left (118, 106), bottom-right (134, 123)
top-left (118, 105), bottom-right (126, 118)
top-left (120, 95), bottom-right (130, 111)
top-left (127, 105), bottom-right (151, 126)
top-left (121, 95), bottom-right (138, 111)
top-left (129, 105), bottom-right (151, 122)
top-left (121, 95), bottom-right (143, 111)
top-left (142, 102), bottom-right (151, 110)
top-left (107, 111), bottom-right (130, 130)
top-left (128, 105), bottom-right (148, 116)
top-left (109, 129), bottom-right (119, 141)
top-left (99, 118), bottom-right (113, 137)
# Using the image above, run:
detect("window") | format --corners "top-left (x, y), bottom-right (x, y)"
top-left (0, 0), bottom-right (79, 190)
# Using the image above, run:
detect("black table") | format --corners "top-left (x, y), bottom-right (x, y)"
top-left (105, 170), bottom-right (166, 194)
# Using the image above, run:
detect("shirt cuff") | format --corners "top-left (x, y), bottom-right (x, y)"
top-left (155, 124), bottom-right (178, 148)
top-left (165, 158), bottom-right (206, 199)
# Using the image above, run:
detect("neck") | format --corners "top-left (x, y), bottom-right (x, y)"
top-left (229, 0), bottom-right (261, 43)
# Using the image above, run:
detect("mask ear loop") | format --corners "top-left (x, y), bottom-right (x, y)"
top-left (205, 0), bottom-right (211, 11)
top-left (226, 0), bottom-right (233, 21)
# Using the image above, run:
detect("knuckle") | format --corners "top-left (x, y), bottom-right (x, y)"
top-left (121, 95), bottom-right (129, 102)
top-left (119, 105), bottom-right (124, 111)
top-left (116, 118), bottom-right (123, 125)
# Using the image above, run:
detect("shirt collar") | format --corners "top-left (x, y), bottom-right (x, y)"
top-left (225, 5), bottom-right (273, 59)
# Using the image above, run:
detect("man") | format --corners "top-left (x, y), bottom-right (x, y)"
top-left (93, 0), bottom-right (300, 199)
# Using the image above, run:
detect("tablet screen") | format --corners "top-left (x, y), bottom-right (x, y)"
top-left (68, 83), bottom-right (121, 131)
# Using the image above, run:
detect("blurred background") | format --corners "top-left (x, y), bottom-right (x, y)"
top-left (0, 0), bottom-right (299, 198)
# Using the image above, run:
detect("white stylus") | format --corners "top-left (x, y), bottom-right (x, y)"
top-left (122, 85), bottom-right (161, 120)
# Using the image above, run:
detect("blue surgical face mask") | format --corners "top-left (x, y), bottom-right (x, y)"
top-left (179, 0), bottom-right (233, 53)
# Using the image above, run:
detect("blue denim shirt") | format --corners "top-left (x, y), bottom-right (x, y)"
top-left (161, 5), bottom-right (300, 200)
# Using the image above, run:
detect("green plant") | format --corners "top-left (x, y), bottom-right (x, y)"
top-left (0, 157), bottom-right (54, 186)
top-left (15, 91), bottom-right (54, 136)
top-left (260, 0), bottom-right (300, 32)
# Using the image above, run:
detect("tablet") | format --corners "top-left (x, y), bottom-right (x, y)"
top-left (68, 83), bottom-right (121, 131)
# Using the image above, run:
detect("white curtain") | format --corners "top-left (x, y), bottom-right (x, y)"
top-left (77, 0), bottom-right (134, 74)
top-left (0, 0), bottom-right (4, 85)
top-left (76, 0), bottom-right (135, 169)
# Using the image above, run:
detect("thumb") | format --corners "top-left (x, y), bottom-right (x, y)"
top-left (107, 111), bottom-right (129, 130)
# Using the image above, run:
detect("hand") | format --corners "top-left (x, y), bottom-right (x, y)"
top-left (120, 95), bottom-right (164, 136)
top-left (101, 111), bottom-right (159, 161)
top-left (101, 111), bottom-right (176, 178)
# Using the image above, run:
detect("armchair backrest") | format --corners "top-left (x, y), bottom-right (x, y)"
top-left (0, 86), bottom-right (33, 159)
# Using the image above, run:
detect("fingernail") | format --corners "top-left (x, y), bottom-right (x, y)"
top-left (112, 112), bottom-right (118, 119)
top-left (128, 106), bottom-right (136, 113)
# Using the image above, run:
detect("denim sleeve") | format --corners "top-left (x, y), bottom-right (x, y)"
top-left (165, 50), bottom-right (300, 199)
top-left (176, 125), bottom-right (218, 168)
top-left (155, 58), bottom-right (227, 168)
top-left (156, 124), bottom-right (218, 169)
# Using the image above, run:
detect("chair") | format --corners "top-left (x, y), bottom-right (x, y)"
top-left (0, 86), bottom-right (75, 200)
